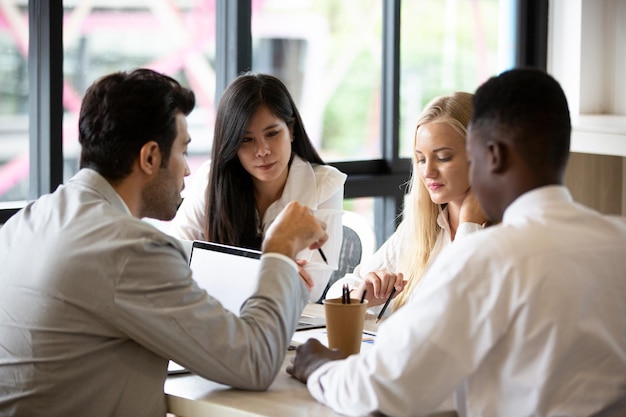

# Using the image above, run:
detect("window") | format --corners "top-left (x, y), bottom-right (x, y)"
top-left (252, 1), bottom-right (383, 161)
top-left (399, 0), bottom-right (515, 156)
top-left (0, 1), bottom-right (29, 203)
top-left (62, 2), bottom-right (217, 182)
top-left (1, 0), bottom-right (529, 239)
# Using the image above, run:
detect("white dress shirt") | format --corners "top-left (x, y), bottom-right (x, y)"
top-left (326, 206), bottom-right (482, 317)
top-left (307, 186), bottom-right (626, 417)
top-left (169, 155), bottom-right (347, 302)
top-left (0, 169), bottom-right (309, 417)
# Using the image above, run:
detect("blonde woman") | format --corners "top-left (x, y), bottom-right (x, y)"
top-left (326, 92), bottom-right (486, 316)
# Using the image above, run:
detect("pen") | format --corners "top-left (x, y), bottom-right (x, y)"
top-left (318, 248), bottom-right (328, 264)
top-left (375, 287), bottom-right (396, 323)
top-left (359, 290), bottom-right (367, 304)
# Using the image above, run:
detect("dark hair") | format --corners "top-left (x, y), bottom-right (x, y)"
top-left (78, 68), bottom-right (195, 182)
top-left (206, 72), bottom-right (325, 249)
top-left (471, 68), bottom-right (571, 177)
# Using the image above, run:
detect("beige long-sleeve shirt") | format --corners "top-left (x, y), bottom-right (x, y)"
top-left (0, 169), bottom-right (309, 417)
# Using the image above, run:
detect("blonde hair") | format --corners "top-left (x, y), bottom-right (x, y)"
top-left (393, 92), bottom-right (474, 310)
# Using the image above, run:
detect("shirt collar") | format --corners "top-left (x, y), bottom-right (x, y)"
top-left (69, 168), bottom-right (133, 216)
top-left (436, 205), bottom-right (450, 231)
top-left (502, 185), bottom-right (573, 224)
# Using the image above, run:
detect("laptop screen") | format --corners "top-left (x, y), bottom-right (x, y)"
top-left (187, 240), bottom-right (325, 329)
top-left (188, 241), bottom-right (262, 316)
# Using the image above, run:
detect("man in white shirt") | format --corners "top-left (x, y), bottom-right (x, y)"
top-left (287, 68), bottom-right (626, 417)
top-left (0, 69), bottom-right (327, 417)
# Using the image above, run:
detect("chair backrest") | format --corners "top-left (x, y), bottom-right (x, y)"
top-left (341, 210), bottom-right (376, 258)
top-left (337, 225), bottom-right (363, 276)
top-left (316, 211), bottom-right (377, 302)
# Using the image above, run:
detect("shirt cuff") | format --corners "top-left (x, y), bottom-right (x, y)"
top-left (306, 360), bottom-right (337, 403)
top-left (261, 253), bottom-right (298, 272)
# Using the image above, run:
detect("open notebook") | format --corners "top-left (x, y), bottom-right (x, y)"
top-left (168, 240), bottom-right (325, 374)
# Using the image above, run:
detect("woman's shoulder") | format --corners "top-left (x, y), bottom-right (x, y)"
top-left (311, 162), bottom-right (347, 185)
top-left (311, 164), bottom-right (346, 201)
top-left (285, 156), bottom-right (346, 204)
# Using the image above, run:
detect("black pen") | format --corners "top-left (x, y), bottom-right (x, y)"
top-left (376, 287), bottom-right (396, 323)
top-left (318, 248), bottom-right (328, 264)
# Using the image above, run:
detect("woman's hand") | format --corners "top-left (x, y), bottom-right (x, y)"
top-left (459, 188), bottom-right (487, 226)
top-left (354, 270), bottom-right (405, 307)
top-left (295, 259), bottom-right (314, 291)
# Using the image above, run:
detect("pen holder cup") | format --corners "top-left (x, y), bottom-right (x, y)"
top-left (323, 297), bottom-right (368, 356)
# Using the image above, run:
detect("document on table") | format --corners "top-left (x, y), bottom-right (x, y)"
top-left (290, 328), bottom-right (376, 352)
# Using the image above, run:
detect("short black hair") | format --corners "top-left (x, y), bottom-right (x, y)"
top-left (78, 68), bottom-right (195, 182)
top-left (471, 68), bottom-right (571, 176)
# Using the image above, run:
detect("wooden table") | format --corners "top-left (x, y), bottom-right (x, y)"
top-left (165, 304), bottom-right (376, 416)
top-left (166, 350), bottom-right (346, 417)
top-left (165, 304), bottom-right (457, 417)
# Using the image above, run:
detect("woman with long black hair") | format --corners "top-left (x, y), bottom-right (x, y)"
top-left (170, 72), bottom-right (346, 302)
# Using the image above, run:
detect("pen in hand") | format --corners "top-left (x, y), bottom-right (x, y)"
top-left (376, 287), bottom-right (396, 323)
top-left (318, 248), bottom-right (328, 264)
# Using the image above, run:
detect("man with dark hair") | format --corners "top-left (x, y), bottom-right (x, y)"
top-left (287, 68), bottom-right (626, 416)
top-left (78, 68), bottom-right (196, 184)
top-left (0, 69), bottom-right (328, 417)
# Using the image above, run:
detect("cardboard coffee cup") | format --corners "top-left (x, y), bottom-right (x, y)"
top-left (323, 297), bottom-right (368, 356)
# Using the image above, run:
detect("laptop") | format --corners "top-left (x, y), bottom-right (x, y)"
top-left (187, 240), bottom-right (325, 329)
top-left (168, 240), bottom-right (326, 374)
top-left (188, 240), bottom-right (262, 315)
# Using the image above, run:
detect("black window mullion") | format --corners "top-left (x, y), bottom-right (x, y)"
top-left (28, 0), bottom-right (63, 199)
top-left (514, 0), bottom-right (548, 69)
top-left (377, 0), bottom-right (406, 244)
top-left (381, 0), bottom-right (401, 172)
top-left (215, 0), bottom-right (252, 102)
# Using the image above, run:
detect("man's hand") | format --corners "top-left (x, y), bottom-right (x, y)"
top-left (354, 270), bottom-right (405, 307)
top-left (286, 339), bottom-right (346, 384)
top-left (263, 201), bottom-right (328, 259)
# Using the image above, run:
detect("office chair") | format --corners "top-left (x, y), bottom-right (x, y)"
top-left (316, 211), bottom-right (376, 302)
